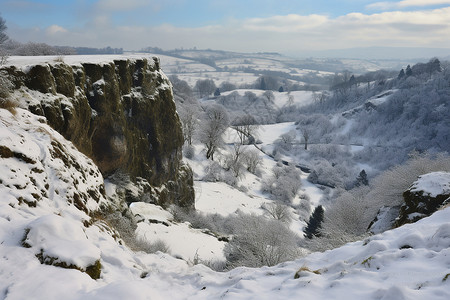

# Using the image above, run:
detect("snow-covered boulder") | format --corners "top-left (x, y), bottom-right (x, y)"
top-left (368, 205), bottom-right (401, 234)
top-left (395, 172), bottom-right (450, 227)
top-left (22, 214), bottom-right (101, 279)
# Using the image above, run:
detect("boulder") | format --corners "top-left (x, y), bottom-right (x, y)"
top-left (395, 172), bottom-right (450, 227)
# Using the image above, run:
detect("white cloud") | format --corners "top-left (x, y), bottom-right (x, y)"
top-left (8, 7), bottom-right (450, 54)
top-left (242, 14), bottom-right (329, 32)
top-left (46, 25), bottom-right (68, 36)
top-left (367, 0), bottom-right (450, 10)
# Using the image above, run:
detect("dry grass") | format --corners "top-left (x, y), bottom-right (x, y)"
top-left (294, 265), bottom-right (321, 279)
top-left (54, 55), bottom-right (65, 63)
top-left (0, 98), bottom-right (18, 114)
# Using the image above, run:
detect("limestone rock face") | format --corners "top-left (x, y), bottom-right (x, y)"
top-left (395, 172), bottom-right (450, 227)
top-left (4, 57), bottom-right (194, 208)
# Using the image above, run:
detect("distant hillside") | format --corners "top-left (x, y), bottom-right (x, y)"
top-left (295, 46), bottom-right (450, 60)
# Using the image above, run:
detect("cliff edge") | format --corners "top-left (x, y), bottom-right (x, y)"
top-left (3, 55), bottom-right (194, 208)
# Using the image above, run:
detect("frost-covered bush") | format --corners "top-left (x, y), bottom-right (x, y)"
top-left (362, 152), bottom-right (450, 226)
top-left (295, 194), bottom-right (312, 221)
top-left (203, 161), bottom-right (237, 186)
top-left (262, 163), bottom-right (302, 203)
top-left (243, 149), bottom-right (262, 175)
top-left (0, 70), bottom-right (14, 109)
top-left (133, 238), bottom-right (171, 254)
top-left (203, 161), bottom-right (224, 182)
top-left (223, 143), bottom-right (247, 180)
top-left (169, 205), bottom-right (228, 234)
top-left (274, 130), bottom-right (297, 152)
top-left (311, 152), bottom-right (450, 252)
top-left (261, 202), bottom-right (293, 224)
top-left (224, 214), bottom-right (300, 268)
top-left (307, 159), bottom-right (343, 188)
top-left (321, 187), bottom-right (370, 237)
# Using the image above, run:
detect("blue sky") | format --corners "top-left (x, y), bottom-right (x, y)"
top-left (1, 0), bottom-right (450, 54)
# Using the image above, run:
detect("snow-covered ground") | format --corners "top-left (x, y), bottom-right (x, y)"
top-left (1, 107), bottom-right (449, 299)
top-left (5, 54), bottom-right (161, 68)
top-left (2, 54), bottom-right (450, 299)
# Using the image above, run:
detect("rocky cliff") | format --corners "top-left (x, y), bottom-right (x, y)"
top-left (3, 56), bottom-right (194, 208)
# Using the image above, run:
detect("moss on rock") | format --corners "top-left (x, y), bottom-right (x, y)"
top-left (2, 58), bottom-right (194, 208)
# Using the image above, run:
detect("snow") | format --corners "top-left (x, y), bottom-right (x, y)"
top-left (4, 54), bottom-right (159, 69)
top-left (135, 220), bottom-right (226, 262)
top-left (195, 181), bottom-right (268, 216)
top-left (24, 214), bottom-right (101, 268)
top-left (130, 202), bottom-right (172, 223)
top-left (2, 108), bottom-right (450, 300)
top-left (2, 54), bottom-right (450, 299)
top-left (130, 202), bottom-right (226, 262)
top-left (410, 172), bottom-right (450, 198)
top-left (258, 122), bottom-right (296, 144)
top-left (219, 89), bottom-right (315, 109)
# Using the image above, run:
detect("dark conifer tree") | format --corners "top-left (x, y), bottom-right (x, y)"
top-left (355, 169), bottom-right (369, 186)
top-left (405, 65), bottom-right (412, 77)
top-left (349, 75), bottom-right (356, 85)
top-left (397, 69), bottom-right (405, 80)
top-left (304, 205), bottom-right (324, 239)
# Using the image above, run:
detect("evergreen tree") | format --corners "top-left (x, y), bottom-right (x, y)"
top-left (397, 69), bottom-right (405, 80)
top-left (428, 58), bottom-right (441, 74)
top-left (278, 86), bottom-right (284, 93)
top-left (355, 169), bottom-right (369, 186)
top-left (214, 88), bottom-right (221, 97)
top-left (349, 75), bottom-right (356, 85)
top-left (405, 65), bottom-right (412, 77)
top-left (304, 205), bottom-right (324, 239)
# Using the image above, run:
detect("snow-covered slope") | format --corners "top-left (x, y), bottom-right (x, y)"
top-left (1, 105), bottom-right (450, 299)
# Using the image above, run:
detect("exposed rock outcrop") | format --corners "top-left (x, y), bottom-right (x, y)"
top-left (3, 57), bottom-right (194, 208)
top-left (0, 108), bottom-right (106, 278)
top-left (395, 172), bottom-right (450, 227)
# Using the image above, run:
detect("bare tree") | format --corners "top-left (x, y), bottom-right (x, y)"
top-left (232, 114), bottom-right (259, 145)
top-left (0, 16), bottom-right (13, 105)
top-left (287, 92), bottom-right (294, 106)
top-left (263, 90), bottom-right (275, 103)
top-left (0, 15), bottom-right (9, 65)
top-left (219, 81), bottom-right (236, 92)
top-left (262, 163), bottom-right (302, 203)
top-left (170, 75), bottom-right (193, 98)
top-left (277, 130), bottom-right (296, 151)
top-left (224, 143), bottom-right (247, 179)
top-left (312, 91), bottom-right (326, 105)
top-left (195, 79), bottom-right (216, 98)
top-left (262, 202), bottom-right (293, 224)
top-left (198, 104), bottom-right (230, 160)
top-left (243, 149), bottom-right (262, 175)
top-left (179, 105), bottom-right (199, 145)
top-left (301, 127), bottom-right (310, 150)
